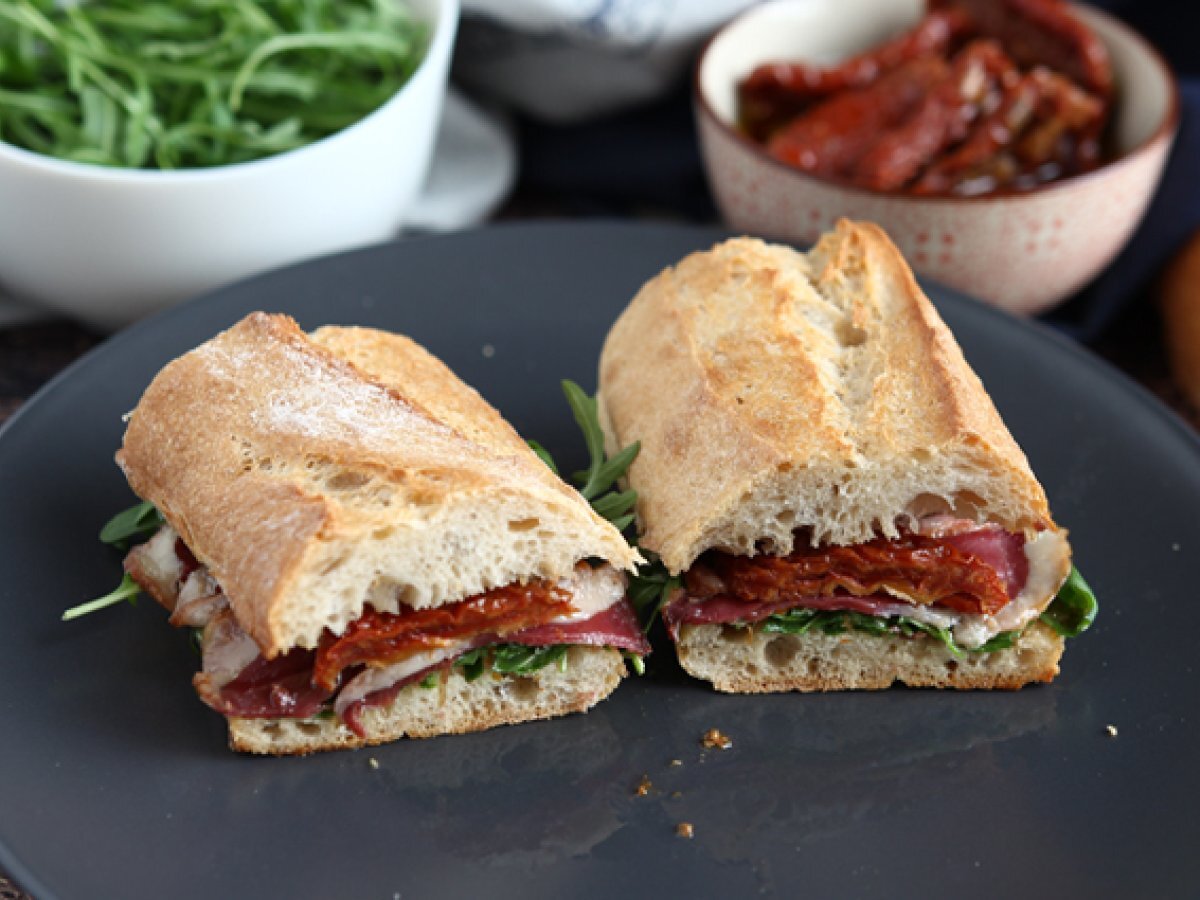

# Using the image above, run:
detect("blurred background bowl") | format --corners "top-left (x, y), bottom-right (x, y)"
top-left (695, 0), bottom-right (1178, 316)
top-left (0, 0), bottom-right (458, 330)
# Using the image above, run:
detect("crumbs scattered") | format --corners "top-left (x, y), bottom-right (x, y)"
top-left (671, 791), bottom-right (683, 800)
top-left (482, 344), bottom-right (496, 358)
top-left (635, 775), bottom-right (653, 797)
top-left (1105, 724), bottom-right (1119, 738)
top-left (701, 728), bottom-right (732, 750)
top-left (1172, 543), bottom-right (1181, 552)
top-left (669, 758), bottom-right (683, 767)
top-left (369, 757), bottom-right (380, 769)
top-left (676, 822), bottom-right (695, 839)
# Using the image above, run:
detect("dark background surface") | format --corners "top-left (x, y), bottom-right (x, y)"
top-left (2, 1), bottom-right (1200, 896)
top-left (1, 223), bottom-right (1199, 900)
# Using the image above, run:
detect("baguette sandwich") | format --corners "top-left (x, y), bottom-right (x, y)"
top-left (113, 312), bottom-right (647, 753)
top-left (599, 220), bottom-right (1094, 693)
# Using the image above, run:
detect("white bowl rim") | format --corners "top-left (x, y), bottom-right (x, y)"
top-left (0, 0), bottom-right (458, 184)
top-left (693, 0), bottom-right (1181, 204)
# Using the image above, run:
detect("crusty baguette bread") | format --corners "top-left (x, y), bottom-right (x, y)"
top-left (675, 621), bottom-right (1062, 693)
top-left (598, 220), bottom-right (1054, 574)
top-left (119, 313), bottom-right (638, 657)
top-left (228, 646), bottom-right (625, 755)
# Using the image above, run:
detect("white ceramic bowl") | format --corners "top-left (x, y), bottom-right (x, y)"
top-left (695, 0), bottom-right (1178, 315)
top-left (0, 0), bottom-right (458, 329)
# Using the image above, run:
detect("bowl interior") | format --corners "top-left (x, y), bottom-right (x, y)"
top-left (699, 0), bottom-right (1173, 159)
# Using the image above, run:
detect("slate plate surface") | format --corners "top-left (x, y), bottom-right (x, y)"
top-left (1, 222), bottom-right (1197, 900)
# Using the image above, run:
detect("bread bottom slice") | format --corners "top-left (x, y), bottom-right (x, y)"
top-left (227, 646), bottom-right (626, 755)
top-left (676, 620), bottom-right (1064, 693)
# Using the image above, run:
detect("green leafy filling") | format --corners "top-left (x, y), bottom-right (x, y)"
top-left (527, 380), bottom-right (640, 533)
top-left (64, 499), bottom-right (166, 620)
top-left (1038, 566), bottom-right (1098, 637)
top-left (98, 499), bottom-right (163, 548)
top-left (627, 552), bottom-right (680, 635)
top-left (752, 564), bottom-right (1097, 654)
top-left (417, 644), bottom-right (573, 688)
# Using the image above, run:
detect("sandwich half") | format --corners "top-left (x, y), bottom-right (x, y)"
top-left (599, 220), bottom-right (1085, 693)
top-left (117, 312), bottom-right (647, 753)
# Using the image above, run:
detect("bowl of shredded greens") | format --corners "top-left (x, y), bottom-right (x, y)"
top-left (0, 0), bottom-right (457, 327)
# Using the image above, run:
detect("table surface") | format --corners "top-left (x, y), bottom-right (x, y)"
top-left (0, 280), bottom-right (1195, 900)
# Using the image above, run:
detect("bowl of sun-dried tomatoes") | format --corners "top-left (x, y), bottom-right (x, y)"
top-left (695, 0), bottom-right (1178, 314)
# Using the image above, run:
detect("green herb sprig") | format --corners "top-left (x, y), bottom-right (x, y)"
top-left (62, 572), bottom-right (140, 621)
top-left (419, 644), bottom-right (572, 687)
top-left (529, 380), bottom-right (640, 533)
top-left (752, 564), bottom-right (1098, 656)
top-left (626, 552), bottom-right (680, 635)
top-left (62, 500), bottom-right (160, 621)
top-left (0, 0), bottom-right (427, 170)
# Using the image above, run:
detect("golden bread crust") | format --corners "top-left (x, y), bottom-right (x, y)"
top-left (598, 220), bottom-right (1054, 573)
top-left (118, 313), bottom-right (637, 656)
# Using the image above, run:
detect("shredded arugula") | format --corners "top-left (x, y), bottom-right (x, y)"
top-left (491, 644), bottom-right (569, 676)
top-left (750, 564), bottom-right (1097, 656)
top-left (446, 644), bottom-right (571, 681)
top-left (418, 673), bottom-right (439, 689)
top-left (455, 647), bottom-right (487, 682)
top-left (0, 0), bottom-right (428, 169)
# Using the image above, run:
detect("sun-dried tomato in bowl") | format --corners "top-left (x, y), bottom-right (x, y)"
top-left (736, 0), bottom-right (1113, 197)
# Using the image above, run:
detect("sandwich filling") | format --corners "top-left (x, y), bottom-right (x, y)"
top-left (663, 516), bottom-right (1071, 650)
top-left (126, 525), bottom-right (649, 736)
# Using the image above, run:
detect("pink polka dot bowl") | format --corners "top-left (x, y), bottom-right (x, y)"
top-left (694, 0), bottom-right (1179, 316)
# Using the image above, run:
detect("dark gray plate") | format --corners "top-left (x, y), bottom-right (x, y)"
top-left (1, 222), bottom-right (1197, 900)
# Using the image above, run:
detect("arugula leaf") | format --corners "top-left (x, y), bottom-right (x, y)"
top-left (761, 608), bottom-right (819, 635)
top-left (975, 630), bottom-right (1018, 653)
top-left (627, 552), bottom-right (680, 634)
top-left (99, 500), bottom-right (163, 548)
top-left (526, 440), bottom-right (559, 475)
top-left (758, 608), bottom-right (988, 658)
top-left (449, 644), bottom-right (572, 680)
top-left (418, 673), bottom-right (439, 689)
top-left (623, 651), bottom-right (646, 676)
top-left (561, 380), bottom-right (609, 498)
top-left (455, 648), bottom-right (486, 682)
top-left (895, 616), bottom-right (962, 658)
top-left (62, 572), bottom-right (141, 621)
top-left (589, 489), bottom-right (637, 522)
top-left (490, 644), bottom-right (569, 676)
top-left (530, 380), bottom-right (642, 533)
top-left (1040, 566), bottom-right (1098, 638)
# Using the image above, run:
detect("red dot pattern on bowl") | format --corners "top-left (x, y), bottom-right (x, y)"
top-left (696, 110), bottom-right (1173, 315)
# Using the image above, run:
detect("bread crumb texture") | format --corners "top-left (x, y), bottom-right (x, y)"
top-left (700, 728), bottom-right (732, 750)
top-left (676, 621), bottom-right (1063, 692)
top-left (228, 646), bottom-right (625, 755)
